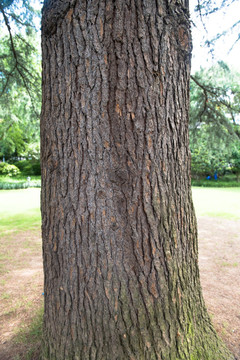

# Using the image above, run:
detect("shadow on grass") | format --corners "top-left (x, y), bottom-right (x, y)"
top-left (1, 307), bottom-right (43, 360)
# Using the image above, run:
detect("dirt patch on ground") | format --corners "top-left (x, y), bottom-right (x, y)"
top-left (0, 230), bottom-right (43, 360)
top-left (198, 217), bottom-right (240, 359)
top-left (0, 219), bottom-right (239, 359)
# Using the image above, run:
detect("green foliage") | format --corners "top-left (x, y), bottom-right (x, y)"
top-left (31, 161), bottom-right (41, 175)
top-left (0, 1), bottom-right (41, 161)
top-left (229, 146), bottom-right (240, 181)
top-left (0, 181), bottom-right (28, 189)
top-left (0, 0), bottom-right (41, 96)
top-left (0, 175), bottom-right (41, 189)
top-left (192, 179), bottom-right (240, 188)
top-left (0, 30), bottom-right (41, 161)
top-left (190, 124), bottom-right (231, 177)
top-left (0, 162), bottom-right (20, 176)
top-left (13, 159), bottom-right (41, 175)
top-left (191, 147), bottom-right (228, 177)
top-left (190, 62), bottom-right (240, 178)
top-left (190, 62), bottom-right (240, 145)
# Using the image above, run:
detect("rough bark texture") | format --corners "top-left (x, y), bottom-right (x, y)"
top-left (41, 1), bottom-right (234, 359)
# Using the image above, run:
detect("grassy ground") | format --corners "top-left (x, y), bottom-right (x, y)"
top-left (0, 188), bottom-right (41, 215)
top-left (192, 187), bottom-right (240, 219)
top-left (0, 189), bottom-right (41, 237)
top-left (0, 188), bottom-right (239, 359)
top-left (0, 189), bottom-right (42, 359)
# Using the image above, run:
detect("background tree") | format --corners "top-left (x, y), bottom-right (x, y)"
top-left (190, 62), bottom-right (240, 142)
top-left (189, 62), bottom-right (240, 178)
top-left (0, 0), bottom-right (40, 95)
top-left (1, 0), bottom-right (239, 176)
top-left (190, 126), bottom-right (230, 178)
top-left (41, 1), bottom-right (234, 359)
top-left (0, 0), bottom-right (41, 162)
top-left (189, 0), bottom-right (240, 179)
top-left (230, 145), bottom-right (240, 182)
top-left (0, 55), bottom-right (41, 161)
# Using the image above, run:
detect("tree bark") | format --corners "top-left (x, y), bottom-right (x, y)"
top-left (41, 0), bottom-right (234, 359)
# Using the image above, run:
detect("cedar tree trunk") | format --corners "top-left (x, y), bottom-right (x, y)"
top-left (41, 0), bottom-right (234, 359)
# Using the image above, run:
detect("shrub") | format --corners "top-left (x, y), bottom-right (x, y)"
top-left (0, 181), bottom-right (28, 189)
top-left (230, 147), bottom-right (240, 182)
top-left (32, 161), bottom-right (41, 176)
top-left (13, 160), bottom-right (41, 176)
top-left (0, 162), bottom-right (20, 177)
top-left (0, 176), bottom-right (41, 189)
top-left (191, 147), bottom-right (228, 178)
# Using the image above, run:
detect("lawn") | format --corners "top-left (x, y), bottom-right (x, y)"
top-left (192, 187), bottom-right (240, 219)
top-left (1, 186), bottom-right (239, 221)
top-left (0, 187), bottom-right (239, 359)
top-left (0, 188), bottom-right (42, 359)
top-left (0, 188), bottom-right (41, 235)
top-left (0, 188), bottom-right (40, 215)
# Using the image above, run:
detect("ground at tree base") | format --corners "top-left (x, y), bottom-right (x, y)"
top-left (197, 217), bottom-right (240, 360)
top-left (0, 217), bottom-right (239, 359)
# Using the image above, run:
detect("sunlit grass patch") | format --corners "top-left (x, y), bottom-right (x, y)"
top-left (0, 188), bottom-right (43, 359)
top-left (192, 187), bottom-right (240, 219)
top-left (13, 306), bottom-right (43, 360)
top-left (0, 210), bottom-right (41, 236)
top-left (0, 188), bottom-right (40, 215)
top-left (220, 261), bottom-right (238, 268)
top-left (15, 305), bottom-right (43, 342)
top-left (0, 188), bottom-right (41, 237)
top-left (0, 189), bottom-right (41, 275)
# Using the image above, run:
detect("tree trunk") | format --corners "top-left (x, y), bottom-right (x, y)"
top-left (41, 1), bottom-right (234, 359)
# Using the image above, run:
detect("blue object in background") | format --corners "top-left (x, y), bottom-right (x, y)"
top-left (206, 176), bottom-right (211, 180)
top-left (214, 172), bottom-right (218, 180)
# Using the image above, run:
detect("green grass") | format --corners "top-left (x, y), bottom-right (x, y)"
top-left (0, 188), bottom-right (40, 215)
top-left (0, 188), bottom-right (41, 235)
top-left (0, 210), bottom-right (41, 235)
top-left (13, 306), bottom-right (43, 360)
top-left (220, 261), bottom-right (238, 267)
top-left (0, 189), bottom-right (41, 275)
top-left (192, 187), bottom-right (240, 219)
top-left (0, 188), bottom-right (43, 360)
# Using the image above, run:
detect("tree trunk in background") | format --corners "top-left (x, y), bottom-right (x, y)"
top-left (41, 1), bottom-right (234, 359)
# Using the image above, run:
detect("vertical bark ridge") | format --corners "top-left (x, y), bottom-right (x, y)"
top-left (41, 0), bottom-right (234, 359)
